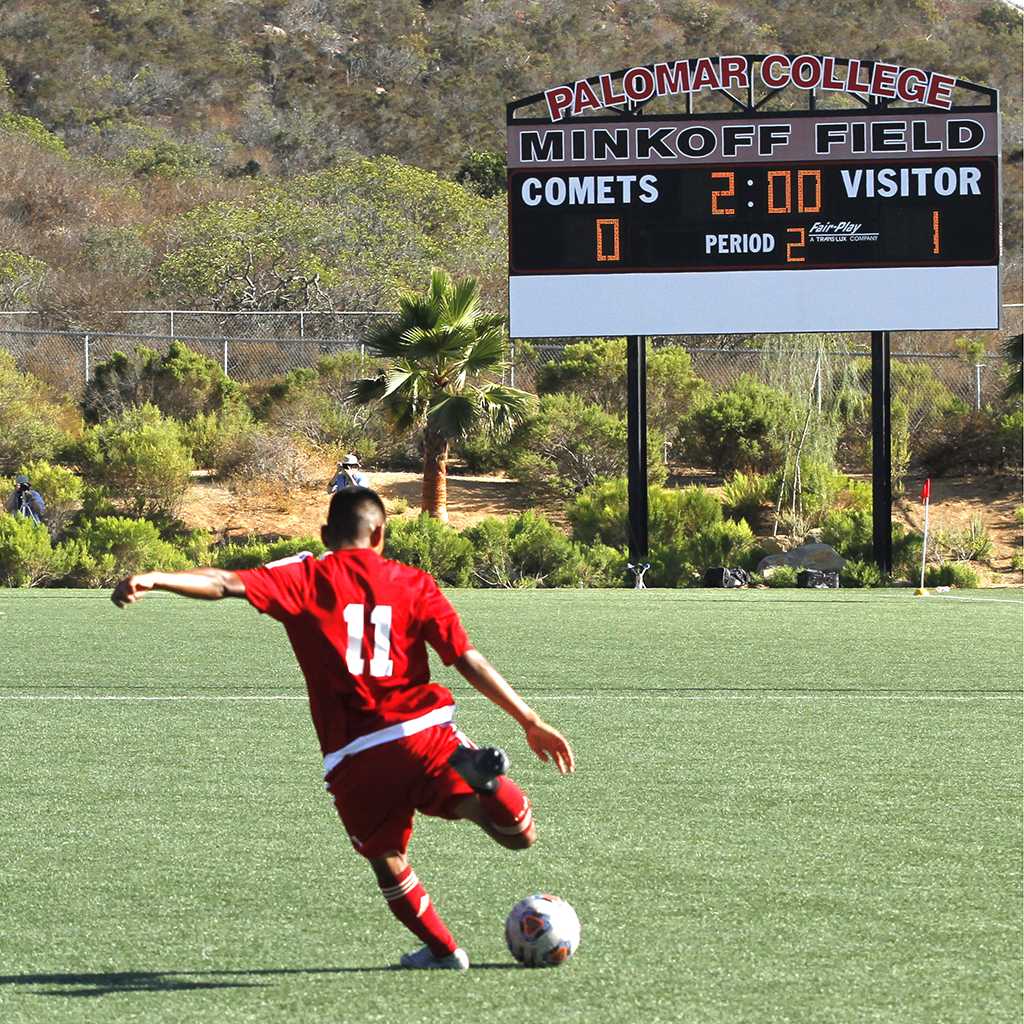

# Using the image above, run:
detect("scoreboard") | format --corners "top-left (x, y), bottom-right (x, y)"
top-left (510, 161), bottom-right (998, 273)
top-left (507, 68), bottom-right (1001, 337)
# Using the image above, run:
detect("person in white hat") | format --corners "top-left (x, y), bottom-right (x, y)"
top-left (329, 454), bottom-right (369, 492)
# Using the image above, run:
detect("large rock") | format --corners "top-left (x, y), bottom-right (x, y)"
top-left (757, 543), bottom-right (846, 573)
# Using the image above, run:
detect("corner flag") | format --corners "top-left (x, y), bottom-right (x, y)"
top-left (919, 479), bottom-right (932, 591)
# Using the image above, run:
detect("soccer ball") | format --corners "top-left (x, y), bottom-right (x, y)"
top-left (505, 893), bottom-right (581, 967)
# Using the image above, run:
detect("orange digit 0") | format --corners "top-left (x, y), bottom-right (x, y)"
top-left (596, 218), bottom-right (620, 262)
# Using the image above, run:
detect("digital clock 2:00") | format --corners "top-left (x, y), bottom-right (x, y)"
top-left (507, 160), bottom-right (998, 273)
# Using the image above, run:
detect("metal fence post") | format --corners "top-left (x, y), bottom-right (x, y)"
top-left (169, 311), bottom-right (175, 337)
top-left (974, 363), bottom-right (985, 411)
top-left (223, 338), bottom-right (229, 377)
top-left (299, 311), bottom-right (305, 339)
top-left (83, 333), bottom-right (90, 385)
top-left (510, 339), bottom-right (516, 387)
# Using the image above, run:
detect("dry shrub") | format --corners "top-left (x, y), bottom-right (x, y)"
top-left (232, 429), bottom-right (319, 488)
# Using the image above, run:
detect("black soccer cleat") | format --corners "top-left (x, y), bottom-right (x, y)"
top-left (448, 745), bottom-right (510, 794)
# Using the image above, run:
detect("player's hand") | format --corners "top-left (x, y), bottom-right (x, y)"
top-left (524, 720), bottom-right (575, 775)
top-left (111, 574), bottom-right (154, 608)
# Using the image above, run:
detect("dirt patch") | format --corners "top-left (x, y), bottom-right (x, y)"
top-left (180, 470), bottom-right (534, 540)
top-left (896, 475), bottom-right (1023, 581)
top-left (179, 468), bottom-right (1022, 585)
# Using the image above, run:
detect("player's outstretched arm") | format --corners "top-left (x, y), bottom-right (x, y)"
top-left (111, 567), bottom-right (246, 608)
top-left (453, 649), bottom-right (575, 774)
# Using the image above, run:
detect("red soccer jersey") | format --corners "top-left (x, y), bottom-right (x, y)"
top-left (235, 548), bottom-right (471, 760)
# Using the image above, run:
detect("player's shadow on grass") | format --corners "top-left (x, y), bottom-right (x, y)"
top-left (2, 964), bottom-right (520, 997)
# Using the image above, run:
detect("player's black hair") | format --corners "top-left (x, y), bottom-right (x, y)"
top-left (325, 486), bottom-right (387, 542)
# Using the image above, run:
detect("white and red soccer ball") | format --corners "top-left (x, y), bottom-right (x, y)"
top-left (505, 893), bottom-right (581, 967)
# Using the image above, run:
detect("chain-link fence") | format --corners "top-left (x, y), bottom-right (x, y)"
top-left (0, 310), bottom-right (392, 340)
top-left (0, 308), bottom-right (1020, 411)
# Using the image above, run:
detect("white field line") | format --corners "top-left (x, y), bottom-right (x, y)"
top-left (936, 595), bottom-right (1024, 605)
top-left (0, 693), bottom-right (1019, 703)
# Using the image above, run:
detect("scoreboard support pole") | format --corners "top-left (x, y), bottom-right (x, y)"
top-left (626, 335), bottom-right (650, 588)
top-left (870, 330), bottom-right (893, 576)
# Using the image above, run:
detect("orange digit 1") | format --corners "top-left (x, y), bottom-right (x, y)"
top-left (596, 218), bottom-right (620, 261)
top-left (710, 171), bottom-right (736, 215)
top-left (932, 211), bottom-right (941, 254)
top-left (785, 226), bottom-right (806, 263)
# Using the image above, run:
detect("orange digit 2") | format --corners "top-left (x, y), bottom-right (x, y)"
top-left (710, 171), bottom-right (735, 215)
top-left (785, 226), bottom-right (806, 263)
top-left (596, 218), bottom-right (620, 261)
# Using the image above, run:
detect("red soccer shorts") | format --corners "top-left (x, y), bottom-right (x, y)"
top-left (325, 723), bottom-right (479, 859)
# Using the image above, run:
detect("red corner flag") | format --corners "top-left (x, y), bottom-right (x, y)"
top-left (920, 478), bottom-right (931, 502)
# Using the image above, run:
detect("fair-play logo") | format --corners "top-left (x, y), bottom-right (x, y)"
top-left (808, 221), bottom-right (880, 243)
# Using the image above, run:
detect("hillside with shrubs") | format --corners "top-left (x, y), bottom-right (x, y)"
top-left (0, 1), bottom-right (1020, 320)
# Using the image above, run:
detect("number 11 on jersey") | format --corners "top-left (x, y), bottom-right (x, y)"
top-left (343, 604), bottom-right (394, 677)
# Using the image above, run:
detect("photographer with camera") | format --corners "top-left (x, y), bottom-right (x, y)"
top-left (6, 474), bottom-right (46, 525)
top-left (328, 454), bottom-right (369, 493)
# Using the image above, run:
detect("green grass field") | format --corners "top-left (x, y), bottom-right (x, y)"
top-left (1, 588), bottom-right (1021, 1024)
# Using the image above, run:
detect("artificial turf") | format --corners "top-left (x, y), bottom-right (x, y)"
top-left (1, 587), bottom-right (1021, 1023)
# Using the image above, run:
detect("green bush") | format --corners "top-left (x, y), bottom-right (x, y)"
top-left (455, 149), bottom-right (506, 197)
top-left (680, 375), bottom-right (799, 476)
top-left (840, 559), bottom-right (883, 588)
top-left (160, 527), bottom-right (211, 567)
top-left (536, 338), bottom-right (706, 438)
top-left (684, 518), bottom-right (759, 573)
top-left (924, 562), bottom-right (979, 589)
top-left (509, 394), bottom-right (666, 498)
top-left (84, 342), bottom-right (243, 424)
top-left (384, 514), bottom-right (474, 586)
top-left (763, 566), bottom-right (798, 588)
top-left (721, 471), bottom-right (777, 526)
top-left (266, 537), bottom-right (326, 562)
top-left (182, 404), bottom-right (262, 477)
top-left (452, 432), bottom-right (512, 474)
top-left (921, 407), bottom-right (1024, 474)
top-left (61, 516), bottom-right (189, 587)
top-left (76, 404), bottom-right (194, 519)
top-left (0, 351), bottom-right (73, 473)
top-left (208, 536), bottom-right (326, 570)
top-left (652, 517), bottom-right (758, 587)
top-left (0, 512), bottom-right (58, 586)
top-left (820, 508), bottom-right (874, 562)
top-left (463, 511), bottom-right (625, 588)
top-left (0, 112), bottom-right (67, 155)
top-left (210, 541), bottom-right (272, 570)
top-left (567, 479), bottom-right (755, 587)
top-left (821, 507), bottom-right (922, 581)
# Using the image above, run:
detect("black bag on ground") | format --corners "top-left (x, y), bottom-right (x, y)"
top-left (797, 569), bottom-right (840, 589)
top-left (703, 566), bottom-right (751, 588)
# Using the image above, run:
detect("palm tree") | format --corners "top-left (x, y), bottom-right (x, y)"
top-left (348, 270), bottom-right (534, 521)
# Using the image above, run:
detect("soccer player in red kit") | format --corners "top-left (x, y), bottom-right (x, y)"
top-left (111, 486), bottom-right (574, 971)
